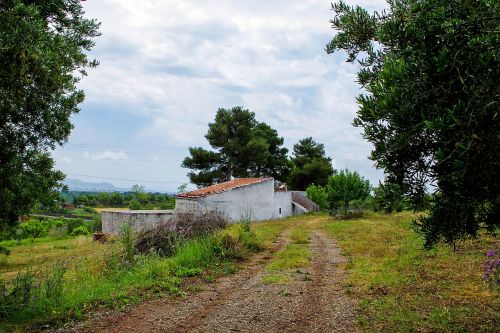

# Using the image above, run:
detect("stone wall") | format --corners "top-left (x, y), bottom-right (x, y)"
top-left (101, 209), bottom-right (175, 234)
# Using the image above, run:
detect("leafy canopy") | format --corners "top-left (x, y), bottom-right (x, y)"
top-left (182, 107), bottom-right (290, 187)
top-left (326, 0), bottom-right (500, 246)
top-left (288, 137), bottom-right (334, 190)
top-left (0, 0), bottom-right (100, 228)
top-left (327, 169), bottom-right (371, 210)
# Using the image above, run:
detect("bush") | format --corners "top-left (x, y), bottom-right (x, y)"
top-left (0, 245), bottom-right (10, 256)
top-left (70, 226), bottom-right (90, 237)
top-left (120, 222), bottom-right (136, 264)
top-left (128, 201), bottom-right (142, 210)
top-left (18, 218), bottom-right (62, 239)
top-left (135, 211), bottom-right (228, 256)
top-left (0, 264), bottom-right (67, 319)
top-left (212, 225), bottom-right (261, 260)
top-left (306, 184), bottom-right (329, 211)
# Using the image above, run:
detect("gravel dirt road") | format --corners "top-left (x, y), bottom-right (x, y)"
top-left (64, 218), bottom-right (357, 333)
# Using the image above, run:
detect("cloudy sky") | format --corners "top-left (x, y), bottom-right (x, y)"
top-left (53, 0), bottom-right (388, 192)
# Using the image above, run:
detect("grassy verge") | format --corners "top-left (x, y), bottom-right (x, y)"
top-left (262, 221), bottom-right (311, 284)
top-left (323, 211), bottom-right (500, 332)
top-left (0, 224), bottom-right (260, 332)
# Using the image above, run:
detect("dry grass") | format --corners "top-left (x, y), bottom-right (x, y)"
top-left (0, 236), bottom-right (106, 279)
top-left (323, 211), bottom-right (500, 332)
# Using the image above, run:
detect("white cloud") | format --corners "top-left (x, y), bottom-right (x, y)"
top-left (59, 0), bottom-right (391, 190)
top-left (58, 157), bottom-right (72, 163)
top-left (90, 150), bottom-right (129, 160)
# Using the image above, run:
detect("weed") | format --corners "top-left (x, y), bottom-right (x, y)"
top-left (262, 274), bottom-right (291, 284)
top-left (203, 274), bottom-right (215, 283)
top-left (323, 211), bottom-right (499, 332)
top-left (119, 221), bottom-right (136, 264)
top-left (175, 267), bottom-right (202, 277)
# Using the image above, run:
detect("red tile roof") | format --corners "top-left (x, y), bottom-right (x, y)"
top-left (177, 177), bottom-right (273, 198)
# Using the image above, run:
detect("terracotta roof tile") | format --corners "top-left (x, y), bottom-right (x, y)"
top-left (177, 177), bottom-right (273, 198)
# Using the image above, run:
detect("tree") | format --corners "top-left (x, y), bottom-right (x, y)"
top-left (288, 137), bottom-right (334, 190)
top-left (372, 181), bottom-right (406, 214)
top-left (0, 1), bottom-right (100, 228)
top-left (182, 107), bottom-right (290, 187)
top-left (327, 169), bottom-right (371, 211)
top-left (305, 184), bottom-right (329, 211)
top-left (326, 0), bottom-right (500, 247)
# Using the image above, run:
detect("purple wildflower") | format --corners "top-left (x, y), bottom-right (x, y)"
top-left (486, 249), bottom-right (496, 257)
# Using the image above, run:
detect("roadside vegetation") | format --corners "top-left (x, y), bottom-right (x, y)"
top-left (0, 212), bottom-right (266, 331)
top-left (323, 211), bottom-right (500, 332)
top-left (263, 221), bottom-right (311, 285)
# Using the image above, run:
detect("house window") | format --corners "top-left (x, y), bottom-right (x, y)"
top-left (279, 208), bottom-right (282, 214)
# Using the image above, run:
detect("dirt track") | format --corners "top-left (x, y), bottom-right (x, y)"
top-left (68, 219), bottom-right (357, 333)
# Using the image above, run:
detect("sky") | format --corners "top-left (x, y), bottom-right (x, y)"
top-left (53, 0), bottom-right (389, 193)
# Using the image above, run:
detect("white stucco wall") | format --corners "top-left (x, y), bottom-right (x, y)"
top-left (194, 179), bottom-right (275, 222)
top-left (175, 198), bottom-right (198, 212)
top-left (101, 210), bottom-right (175, 234)
top-left (273, 191), bottom-right (293, 219)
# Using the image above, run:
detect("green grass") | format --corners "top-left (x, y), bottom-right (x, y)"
top-left (0, 223), bottom-right (262, 332)
top-left (263, 222), bottom-right (311, 283)
top-left (262, 274), bottom-right (291, 284)
top-left (323, 211), bottom-right (500, 332)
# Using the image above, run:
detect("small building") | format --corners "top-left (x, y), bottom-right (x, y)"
top-left (175, 177), bottom-right (318, 222)
top-left (101, 177), bottom-right (318, 234)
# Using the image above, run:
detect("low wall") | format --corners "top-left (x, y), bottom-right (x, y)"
top-left (101, 210), bottom-right (175, 234)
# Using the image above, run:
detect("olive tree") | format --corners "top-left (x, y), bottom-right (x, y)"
top-left (326, 0), bottom-right (500, 247)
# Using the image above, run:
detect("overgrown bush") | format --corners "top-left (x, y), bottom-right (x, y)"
top-left (306, 184), bottom-right (329, 211)
top-left (0, 264), bottom-right (67, 319)
top-left (0, 245), bottom-right (10, 256)
top-left (70, 226), bottom-right (90, 237)
top-left (19, 218), bottom-right (64, 239)
top-left (135, 211), bottom-right (228, 256)
top-left (212, 225), bottom-right (261, 260)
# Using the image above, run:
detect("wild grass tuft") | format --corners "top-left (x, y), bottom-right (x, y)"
top-left (323, 211), bottom-right (500, 332)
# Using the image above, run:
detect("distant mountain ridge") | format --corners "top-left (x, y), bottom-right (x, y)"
top-left (63, 178), bottom-right (128, 192)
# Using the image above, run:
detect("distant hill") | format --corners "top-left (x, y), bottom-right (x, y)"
top-left (63, 178), bottom-right (128, 192)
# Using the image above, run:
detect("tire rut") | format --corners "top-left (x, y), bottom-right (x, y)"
top-left (79, 230), bottom-right (291, 333)
top-left (60, 222), bottom-right (357, 333)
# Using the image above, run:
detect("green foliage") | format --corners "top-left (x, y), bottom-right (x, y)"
top-left (69, 226), bottom-right (90, 237)
top-left (70, 191), bottom-right (175, 210)
top-left (0, 0), bottom-right (100, 229)
top-left (305, 184), bottom-right (329, 211)
top-left (128, 200), bottom-right (142, 210)
top-left (371, 181), bottom-right (409, 214)
top-left (288, 137), bottom-right (334, 190)
top-left (15, 217), bottom-right (97, 240)
top-left (182, 107), bottom-right (290, 187)
top-left (120, 222), bottom-right (136, 264)
top-left (327, 169), bottom-right (371, 211)
top-left (0, 246), bottom-right (10, 256)
top-left (326, 0), bottom-right (500, 247)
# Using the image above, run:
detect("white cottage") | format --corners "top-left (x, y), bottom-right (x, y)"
top-left (175, 177), bottom-right (318, 221)
top-left (101, 177), bottom-right (318, 234)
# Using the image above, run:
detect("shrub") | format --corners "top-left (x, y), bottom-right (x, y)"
top-left (83, 206), bottom-right (97, 214)
top-left (70, 226), bottom-right (90, 237)
top-left (212, 225), bottom-right (261, 260)
top-left (19, 219), bottom-right (49, 239)
top-left (135, 211), bottom-right (228, 256)
top-left (120, 222), bottom-right (136, 264)
top-left (0, 245), bottom-right (10, 256)
top-left (128, 200), bottom-right (142, 210)
top-left (306, 184), bottom-right (329, 211)
top-left (0, 264), bottom-right (67, 319)
top-left (483, 248), bottom-right (500, 290)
